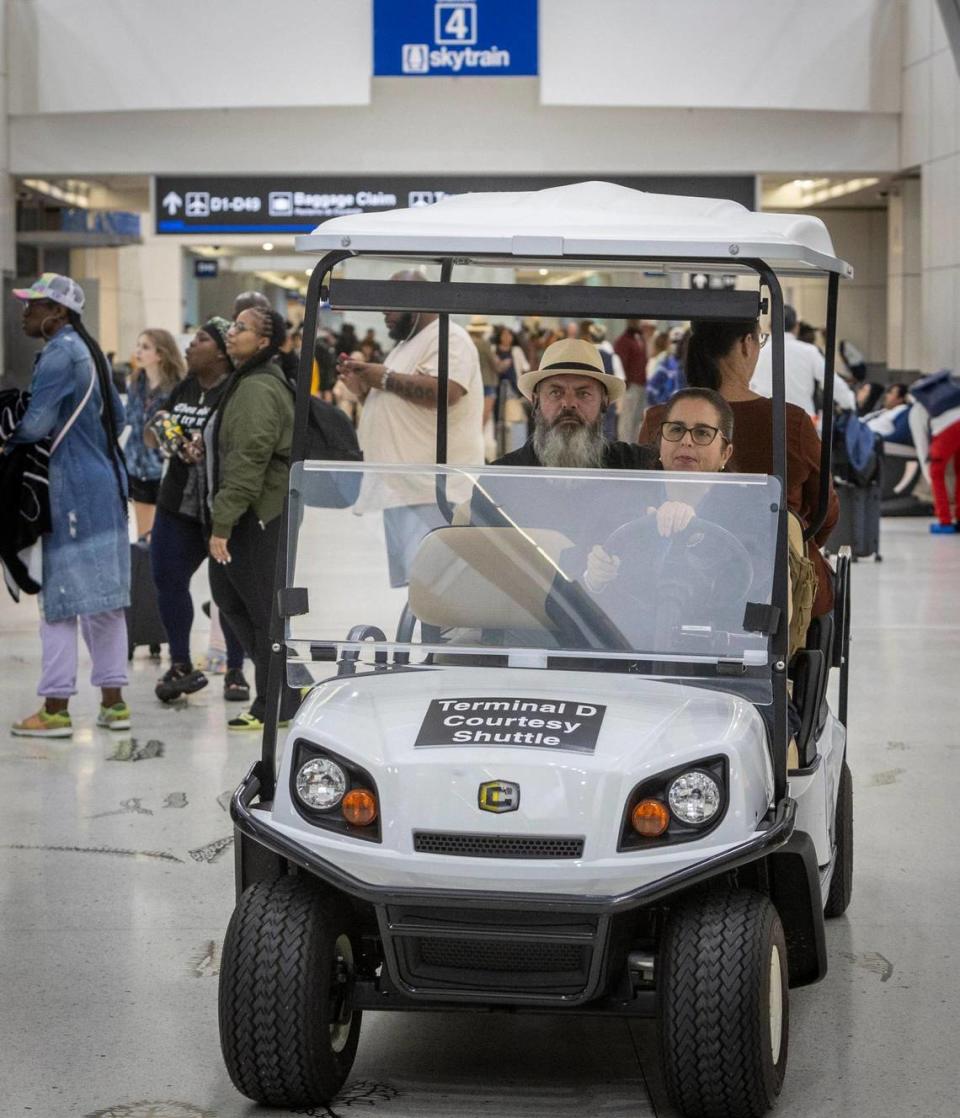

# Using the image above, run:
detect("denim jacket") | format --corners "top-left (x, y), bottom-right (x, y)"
top-left (5, 325), bottom-right (130, 621)
top-left (124, 374), bottom-right (167, 482)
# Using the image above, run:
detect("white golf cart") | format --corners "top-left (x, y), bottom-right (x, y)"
top-left (218, 183), bottom-right (854, 1118)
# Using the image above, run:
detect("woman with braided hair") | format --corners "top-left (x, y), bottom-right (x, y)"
top-left (4, 274), bottom-right (132, 736)
top-left (207, 304), bottom-right (300, 731)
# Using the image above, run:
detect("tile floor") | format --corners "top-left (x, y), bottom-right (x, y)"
top-left (1, 519), bottom-right (958, 1118)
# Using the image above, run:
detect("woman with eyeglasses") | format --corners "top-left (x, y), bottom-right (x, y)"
top-left (585, 388), bottom-right (735, 592)
top-left (637, 319), bottom-right (839, 616)
top-left (206, 305), bottom-right (300, 731)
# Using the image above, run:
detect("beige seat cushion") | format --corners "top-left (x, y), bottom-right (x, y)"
top-left (409, 526), bottom-right (573, 630)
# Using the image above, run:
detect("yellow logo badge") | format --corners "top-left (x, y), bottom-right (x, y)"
top-left (478, 780), bottom-right (520, 813)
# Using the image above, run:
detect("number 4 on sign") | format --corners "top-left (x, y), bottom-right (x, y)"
top-left (435, 2), bottom-right (477, 45)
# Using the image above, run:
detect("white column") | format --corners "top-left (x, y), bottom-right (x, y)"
top-left (886, 177), bottom-right (923, 372)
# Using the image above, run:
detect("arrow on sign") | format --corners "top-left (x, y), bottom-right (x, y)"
top-left (162, 191), bottom-right (183, 215)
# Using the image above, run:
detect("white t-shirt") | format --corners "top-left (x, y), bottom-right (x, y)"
top-left (751, 333), bottom-right (856, 415)
top-left (356, 318), bottom-right (484, 510)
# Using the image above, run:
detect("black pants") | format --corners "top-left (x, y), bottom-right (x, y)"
top-left (208, 510), bottom-right (300, 721)
top-left (150, 507), bottom-right (244, 669)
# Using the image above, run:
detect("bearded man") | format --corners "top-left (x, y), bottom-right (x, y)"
top-left (493, 338), bottom-right (657, 470)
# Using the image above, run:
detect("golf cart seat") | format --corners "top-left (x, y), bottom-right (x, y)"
top-left (790, 614), bottom-right (833, 768)
top-left (408, 525), bottom-right (573, 633)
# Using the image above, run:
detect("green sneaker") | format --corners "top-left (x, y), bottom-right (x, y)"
top-left (97, 702), bottom-right (131, 730)
top-left (12, 709), bottom-right (73, 738)
top-left (227, 712), bottom-right (290, 732)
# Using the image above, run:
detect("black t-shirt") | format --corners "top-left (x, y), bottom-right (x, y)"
top-left (157, 372), bottom-right (232, 521)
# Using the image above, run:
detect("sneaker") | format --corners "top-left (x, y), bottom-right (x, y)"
top-left (227, 711), bottom-right (289, 732)
top-left (97, 702), bottom-right (131, 730)
top-left (223, 668), bottom-right (250, 703)
top-left (155, 663), bottom-right (209, 703)
top-left (12, 709), bottom-right (73, 738)
top-left (930, 522), bottom-right (958, 534)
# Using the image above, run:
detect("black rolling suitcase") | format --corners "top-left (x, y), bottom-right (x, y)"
top-left (827, 479), bottom-right (882, 560)
top-left (126, 538), bottom-right (166, 657)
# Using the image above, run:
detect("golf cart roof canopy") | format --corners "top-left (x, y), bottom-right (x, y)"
top-left (296, 181), bottom-right (853, 278)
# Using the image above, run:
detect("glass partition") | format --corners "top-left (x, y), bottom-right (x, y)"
top-left (286, 462), bottom-right (781, 699)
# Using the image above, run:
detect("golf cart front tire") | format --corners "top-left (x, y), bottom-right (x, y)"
top-left (218, 875), bottom-right (361, 1108)
top-left (660, 889), bottom-right (789, 1118)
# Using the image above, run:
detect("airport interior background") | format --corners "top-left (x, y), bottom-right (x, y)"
top-left (1, 2), bottom-right (960, 1117)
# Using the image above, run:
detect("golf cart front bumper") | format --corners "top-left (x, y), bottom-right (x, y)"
top-left (232, 761), bottom-right (816, 1009)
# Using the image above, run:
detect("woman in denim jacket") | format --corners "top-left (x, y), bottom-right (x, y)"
top-left (4, 274), bottom-right (132, 737)
top-left (126, 328), bottom-right (184, 538)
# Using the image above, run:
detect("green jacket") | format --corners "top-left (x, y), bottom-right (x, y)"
top-left (211, 359), bottom-right (293, 538)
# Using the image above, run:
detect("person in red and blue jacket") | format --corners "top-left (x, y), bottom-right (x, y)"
top-left (907, 370), bottom-right (960, 533)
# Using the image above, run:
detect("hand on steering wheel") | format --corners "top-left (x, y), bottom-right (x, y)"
top-left (647, 501), bottom-right (696, 538)
top-left (584, 545), bottom-right (621, 593)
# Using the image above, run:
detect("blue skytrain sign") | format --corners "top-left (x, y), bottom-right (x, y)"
top-left (374, 0), bottom-right (538, 77)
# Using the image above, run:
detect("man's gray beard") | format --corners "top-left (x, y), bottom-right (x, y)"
top-left (532, 413), bottom-right (607, 469)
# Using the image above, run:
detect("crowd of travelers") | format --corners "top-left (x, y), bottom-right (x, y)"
top-left (2, 268), bottom-right (958, 739)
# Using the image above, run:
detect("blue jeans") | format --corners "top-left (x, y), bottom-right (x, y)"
top-left (150, 508), bottom-right (243, 669)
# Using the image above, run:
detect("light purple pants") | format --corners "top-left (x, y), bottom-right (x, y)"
top-left (37, 608), bottom-right (129, 699)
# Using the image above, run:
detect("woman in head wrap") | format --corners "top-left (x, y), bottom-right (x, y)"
top-left (148, 318), bottom-right (250, 705)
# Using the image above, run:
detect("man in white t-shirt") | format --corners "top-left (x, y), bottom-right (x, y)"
top-left (750, 304), bottom-right (855, 415)
top-left (336, 271), bottom-right (484, 586)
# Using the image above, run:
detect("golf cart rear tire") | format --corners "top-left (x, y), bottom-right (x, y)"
top-left (824, 759), bottom-right (854, 917)
top-left (218, 875), bottom-right (361, 1107)
top-left (660, 889), bottom-right (789, 1118)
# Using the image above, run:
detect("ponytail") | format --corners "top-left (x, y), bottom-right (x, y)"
top-left (67, 310), bottom-right (129, 516)
top-left (685, 319), bottom-right (759, 391)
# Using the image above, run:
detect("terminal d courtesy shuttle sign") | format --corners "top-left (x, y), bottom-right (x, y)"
top-left (374, 0), bottom-right (538, 77)
top-left (415, 698), bottom-right (606, 752)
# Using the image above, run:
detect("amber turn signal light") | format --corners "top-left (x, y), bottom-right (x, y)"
top-left (342, 788), bottom-right (378, 826)
top-left (631, 798), bottom-right (670, 837)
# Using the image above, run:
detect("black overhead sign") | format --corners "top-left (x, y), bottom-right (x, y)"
top-left (414, 697), bottom-right (606, 752)
top-left (154, 175), bottom-right (756, 235)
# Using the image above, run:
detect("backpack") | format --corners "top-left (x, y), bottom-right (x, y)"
top-left (292, 392), bottom-right (363, 509)
top-left (833, 410), bottom-right (881, 487)
top-left (909, 369), bottom-right (960, 418)
top-left (787, 512), bottom-right (817, 659)
top-left (263, 374), bottom-right (363, 508)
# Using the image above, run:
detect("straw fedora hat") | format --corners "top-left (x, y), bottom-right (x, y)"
top-left (517, 338), bottom-right (624, 403)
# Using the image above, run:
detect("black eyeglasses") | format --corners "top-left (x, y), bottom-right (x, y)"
top-left (660, 420), bottom-right (725, 446)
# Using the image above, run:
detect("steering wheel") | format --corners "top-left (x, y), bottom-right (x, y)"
top-left (601, 511), bottom-right (754, 645)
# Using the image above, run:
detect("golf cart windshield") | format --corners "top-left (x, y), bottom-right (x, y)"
top-left (286, 462), bottom-right (781, 701)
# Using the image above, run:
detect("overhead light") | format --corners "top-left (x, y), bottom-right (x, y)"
top-left (538, 268), bottom-right (549, 276)
top-left (304, 269), bottom-right (312, 276)
top-left (262, 242), bottom-right (274, 251)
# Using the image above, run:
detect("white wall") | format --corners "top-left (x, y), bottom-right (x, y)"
top-left (8, 81), bottom-right (900, 177)
top-left (7, 0), bottom-right (370, 112)
top-left (542, 0), bottom-right (901, 112)
top-left (900, 0), bottom-right (960, 373)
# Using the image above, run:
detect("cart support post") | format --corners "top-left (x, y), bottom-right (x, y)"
top-left (436, 259), bottom-right (453, 465)
top-left (806, 271), bottom-right (839, 542)
top-left (750, 262), bottom-right (790, 804)
top-left (260, 250), bottom-right (353, 802)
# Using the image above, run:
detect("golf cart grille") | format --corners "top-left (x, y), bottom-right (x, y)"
top-left (413, 831), bottom-right (584, 859)
top-left (381, 905), bottom-right (606, 999)
top-left (417, 937), bottom-right (586, 974)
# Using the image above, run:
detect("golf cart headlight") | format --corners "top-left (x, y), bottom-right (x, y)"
top-left (295, 757), bottom-right (347, 811)
top-left (668, 770), bottom-right (721, 825)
